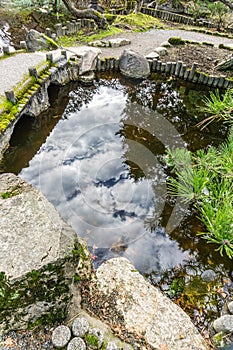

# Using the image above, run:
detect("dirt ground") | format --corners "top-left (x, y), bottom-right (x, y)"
top-left (159, 43), bottom-right (233, 78)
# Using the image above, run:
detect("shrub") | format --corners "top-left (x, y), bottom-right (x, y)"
top-left (168, 37), bottom-right (185, 45)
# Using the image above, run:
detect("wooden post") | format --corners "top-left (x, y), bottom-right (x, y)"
top-left (5, 90), bottom-right (16, 104)
top-left (188, 63), bottom-right (198, 81)
top-left (29, 67), bottom-right (38, 80)
top-left (175, 61), bottom-right (182, 76)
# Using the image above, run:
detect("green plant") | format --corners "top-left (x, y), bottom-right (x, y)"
top-left (198, 89), bottom-right (233, 128)
top-left (165, 128), bottom-right (233, 259)
top-left (168, 37), bottom-right (186, 45)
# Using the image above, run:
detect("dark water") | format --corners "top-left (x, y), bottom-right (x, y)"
top-left (1, 73), bottom-right (232, 334)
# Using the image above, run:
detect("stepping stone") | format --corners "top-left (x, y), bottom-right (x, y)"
top-left (72, 317), bottom-right (89, 337)
top-left (52, 325), bottom-right (71, 348)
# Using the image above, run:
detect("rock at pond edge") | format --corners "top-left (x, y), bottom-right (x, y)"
top-left (119, 49), bottom-right (150, 79)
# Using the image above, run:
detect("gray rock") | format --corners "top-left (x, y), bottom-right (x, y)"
top-left (0, 173), bottom-right (75, 279)
top-left (160, 40), bottom-right (172, 48)
top-left (119, 49), bottom-right (150, 79)
top-left (228, 301), bottom-right (233, 314)
top-left (106, 341), bottom-right (119, 349)
top-left (201, 269), bottom-right (217, 282)
top-left (88, 40), bottom-right (106, 47)
top-left (213, 315), bottom-right (233, 333)
top-left (145, 51), bottom-right (159, 59)
top-left (154, 46), bottom-right (168, 56)
top-left (109, 38), bottom-right (131, 48)
top-left (52, 325), bottom-right (71, 348)
top-left (26, 29), bottom-right (58, 52)
top-left (0, 173), bottom-right (93, 335)
top-left (67, 337), bottom-right (86, 350)
top-left (79, 49), bottom-right (101, 75)
top-left (87, 328), bottom-right (104, 349)
top-left (72, 317), bottom-right (89, 337)
top-left (95, 257), bottom-right (209, 350)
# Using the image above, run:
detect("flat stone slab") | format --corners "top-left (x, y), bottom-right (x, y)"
top-left (88, 38), bottom-right (131, 48)
top-left (95, 257), bottom-right (209, 350)
top-left (0, 173), bottom-right (76, 279)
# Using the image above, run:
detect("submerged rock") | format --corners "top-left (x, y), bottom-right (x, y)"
top-left (119, 49), bottom-right (150, 79)
top-left (213, 315), bottom-right (233, 334)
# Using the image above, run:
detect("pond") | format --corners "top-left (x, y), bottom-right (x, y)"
top-left (1, 72), bottom-right (232, 337)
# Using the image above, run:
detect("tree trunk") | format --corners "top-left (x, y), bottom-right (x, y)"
top-left (61, 0), bottom-right (107, 29)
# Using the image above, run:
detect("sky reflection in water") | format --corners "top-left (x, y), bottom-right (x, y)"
top-left (20, 84), bottom-right (190, 273)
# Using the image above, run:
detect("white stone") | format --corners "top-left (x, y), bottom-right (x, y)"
top-left (145, 51), bottom-right (159, 59)
top-left (67, 337), bottom-right (86, 350)
top-left (96, 257), bottom-right (209, 350)
top-left (52, 325), bottom-right (71, 348)
top-left (72, 317), bottom-right (89, 337)
top-left (109, 38), bottom-right (131, 48)
top-left (160, 40), bottom-right (172, 48)
top-left (154, 46), bottom-right (168, 56)
top-left (106, 341), bottom-right (119, 350)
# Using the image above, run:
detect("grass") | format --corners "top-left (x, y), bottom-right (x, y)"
top-left (165, 128), bottom-right (233, 259)
top-left (83, 26), bottom-right (123, 43)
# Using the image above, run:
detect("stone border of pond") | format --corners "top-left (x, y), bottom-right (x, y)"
top-left (1, 41), bottom-right (233, 161)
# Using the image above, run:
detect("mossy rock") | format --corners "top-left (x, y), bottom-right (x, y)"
top-left (168, 37), bottom-right (185, 45)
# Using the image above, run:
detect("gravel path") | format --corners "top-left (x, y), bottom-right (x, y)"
top-left (0, 29), bottom-right (232, 98)
top-left (100, 29), bottom-right (233, 58)
top-left (0, 52), bottom-right (46, 98)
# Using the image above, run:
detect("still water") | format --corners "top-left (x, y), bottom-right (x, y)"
top-left (1, 73), bottom-right (232, 330)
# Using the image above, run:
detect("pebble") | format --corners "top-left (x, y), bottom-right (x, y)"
top-left (228, 301), bottom-right (233, 314)
top-left (72, 317), bottom-right (89, 337)
top-left (106, 341), bottom-right (119, 349)
top-left (67, 337), bottom-right (86, 350)
top-left (213, 315), bottom-right (233, 334)
top-left (52, 325), bottom-right (71, 348)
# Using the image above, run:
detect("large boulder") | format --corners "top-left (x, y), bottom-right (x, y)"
top-left (85, 257), bottom-right (209, 350)
top-left (26, 29), bottom-right (58, 52)
top-left (119, 49), bottom-right (150, 79)
top-left (0, 173), bottom-right (93, 335)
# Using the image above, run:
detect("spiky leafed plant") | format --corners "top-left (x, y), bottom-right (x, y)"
top-left (197, 89), bottom-right (233, 128)
top-left (165, 128), bottom-right (233, 259)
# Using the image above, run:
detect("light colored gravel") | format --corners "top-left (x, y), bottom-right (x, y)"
top-left (0, 51), bottom-right (46, 97)
top-left (0, 29), bottom-right (232, 98)
top-left (100, 29), bottom-right (233, 58)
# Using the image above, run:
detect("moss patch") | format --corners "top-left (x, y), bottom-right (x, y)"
top-left (168, 36), bottom-right (185, 45)
top-left (114, 12), bottom-right (164, 31)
